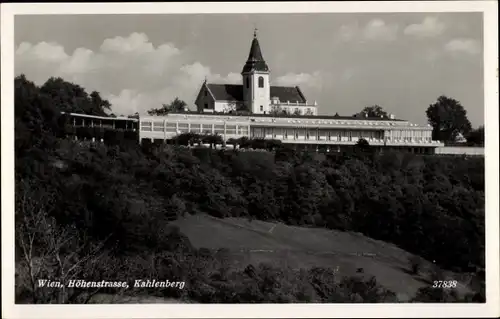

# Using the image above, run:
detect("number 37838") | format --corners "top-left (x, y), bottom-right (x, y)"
top-left (432, 280), bottom-right (458, 288)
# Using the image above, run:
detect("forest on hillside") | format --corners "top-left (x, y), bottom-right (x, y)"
top-left (14, 75), bottom-right (485, 303)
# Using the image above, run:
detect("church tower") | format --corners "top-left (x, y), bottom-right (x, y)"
top-left (241, 29), bottom-right (270, 114)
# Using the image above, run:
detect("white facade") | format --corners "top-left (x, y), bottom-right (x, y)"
top-left (138, 113), bottom-right (443, 150)
top-left (203, 101), bottom-right (241, 113)
top-left (270, 99), bottom-right (318, 116)
top-left (435, 146), bottom-right (484, 156)
top-left (195, 85), bottom-right (214, 111)
top-left (243, 71), bottom-right (271, 114)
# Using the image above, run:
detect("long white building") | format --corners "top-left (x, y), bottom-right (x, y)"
top-left (137, 112), bottom-right (441, 153)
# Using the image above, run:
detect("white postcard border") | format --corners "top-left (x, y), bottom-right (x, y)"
top-left (1, 1), bottom-right (498, 318)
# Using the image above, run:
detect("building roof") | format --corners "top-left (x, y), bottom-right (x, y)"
top-left (270, 86), bottom-right (306, 104)
top-left (60, 111), bottom-right (138, 122)
top-left (166, 110), bottom-right (407, 122)
top-left (241, 31), bottom-right (269, 74)
top-left (206, 84), bottom-right (243, 101)
top-left (206, 83), bottom-right (307, 104)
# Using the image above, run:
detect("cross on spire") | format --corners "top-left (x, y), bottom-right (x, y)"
top-left (241, 26), bottom-right (269, 74)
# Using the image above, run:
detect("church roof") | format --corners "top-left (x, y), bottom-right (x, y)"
top-left (241, 30), bottom-right (269, 73)
top-left (206, 84), bottom-right (243, 101)
top-left (206, 83), bottom-right (307, 104)
top-left (271, 86), bottom-right (307, 104)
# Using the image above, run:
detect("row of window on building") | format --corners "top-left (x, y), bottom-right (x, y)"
top-left (140, 122), bottom-right (250, 135)
top-left (265, 106), bottom-right (314, 115)
top-left (69, 118), bottom-right (137, 130)
top-left (251, 128), bottom-right (431, 139)
top-left (390, 129), bottom-right (432, 138)
top-left (251, 128), bottom-right (385, 140)
top-left (200, 103), bottom-right (314, 115)
top-left (140, 122), bottom-right (432, 143)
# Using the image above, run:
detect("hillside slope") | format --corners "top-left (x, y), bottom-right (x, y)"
top-left (173, 214), bottom-right (472, 301)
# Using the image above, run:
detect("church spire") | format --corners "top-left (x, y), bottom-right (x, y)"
top-left (241, 28), bottom-right (269, 74)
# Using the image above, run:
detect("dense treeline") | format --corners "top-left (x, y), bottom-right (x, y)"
top-left (23, 139), bottom-right (482, 272)
top-left (14, 75), bottom-right (485, 303)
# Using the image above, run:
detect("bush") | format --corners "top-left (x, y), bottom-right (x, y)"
top-left (408, 255), bottom-right (423, 275)
top-left (412, 286), bottom-right (461, 302)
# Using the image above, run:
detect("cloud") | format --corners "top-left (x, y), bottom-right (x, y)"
top-left (16, 41), bottom-right (69, 63)
top-left (273, 71), bottom-right (323, 89)
top-left (100, 32), bottom-right (155, 54)
top-left (106, 71), bottom-right (242, 116)
top-left (404, 17), bottom-right (446, 38)
top-left (444, 38), bottom-right (481, 55)
top-left (15, 33), bottom-right (240, 115)
top-left (338, 24), bottom-right (358, 41)
top-left (337, 19), bottom-right (398, 42)
top-left (423, 48), bottom-right (442, 62)
top-left (341, 69), bottom-right (356, 81)
top-left (362, 19), bottom-right (398, 41)
top-left (60, 48), bottom-right (95, 74)
top-left (107, 89), bottom-right (147, 116)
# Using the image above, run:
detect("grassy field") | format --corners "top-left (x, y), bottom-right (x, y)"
top-left (172, 214), bottom-right (473, 301)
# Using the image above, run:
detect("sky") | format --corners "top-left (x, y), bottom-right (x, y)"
top-left (14, 13), bottom-right (484, 127)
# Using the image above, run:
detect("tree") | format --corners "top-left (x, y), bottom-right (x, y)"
top-left (201, 134), bottom-right (223, 149)
top-left (355, 138), bottom-right (370, 150)
top-left (466, 126), bottom-right (484, 146)
top-left (237, 136), bottom-right (251, 149)
top-left (227, 138), bottom-right (238, 150)
top-left (174, 132), bottom-right (202, 146)
top-left (147, 97), bottom-right (188, 115)
top-left (16, 179), bottom-right (111, 303)
top-left (39, 77), bottom-right (111, 116)
top-left (222, 101), bottom-right (238, 113)
top-left (265, 139), bottom-right (282, 151)
top-left (426, 96), bottom-right (472, 142)
top-left (293, 108), bottom-right (302, 116)
top-left (15, 75), bottom-right (61, 155)
top-left (269, 105), bottom-right (284, 116)
top-left (408, 255), bottom-right (423, 275)
top-left (358, 105), bottom-right (388, 118)
top-left (304, 109), bottom-right (314, 116)
top-left (90, 91), bottom-right (112, 114)
top-left (354, 138), bottom-right (373, 156)
top-left (226, 102), bottom-right (250, 115)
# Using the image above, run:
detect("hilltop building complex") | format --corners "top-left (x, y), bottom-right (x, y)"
top-left (63, 29), bottom-right (444, 154)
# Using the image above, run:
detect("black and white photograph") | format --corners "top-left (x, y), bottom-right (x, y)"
top-left (1, 1), bottom-right (499, 318)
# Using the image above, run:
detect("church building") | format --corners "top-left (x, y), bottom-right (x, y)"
top-left (195, 29), bottom-right (318, 116)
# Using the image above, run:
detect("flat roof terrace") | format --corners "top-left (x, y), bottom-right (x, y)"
top-left (145, 113), bottom-right (430, 129)
top-left (166, 111), bottom-right (407, 121)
